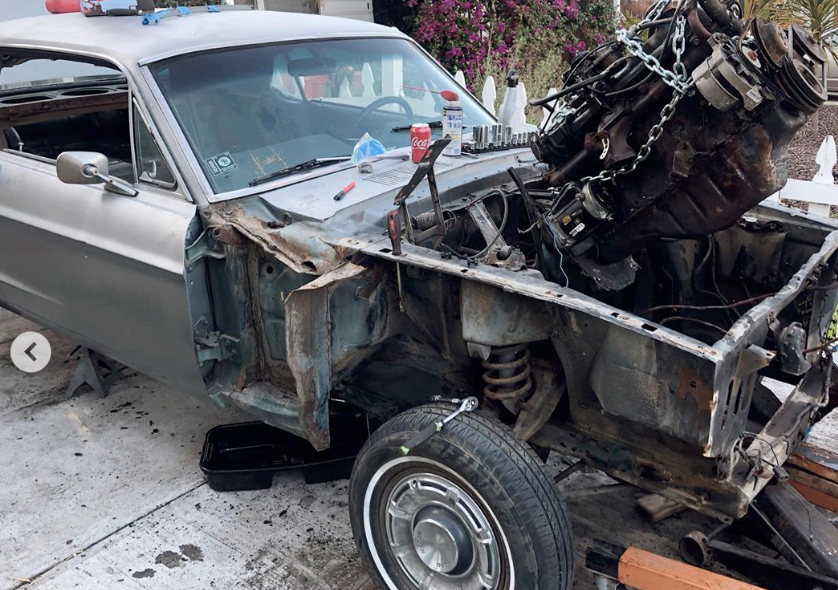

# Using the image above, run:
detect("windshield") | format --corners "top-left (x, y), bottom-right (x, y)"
top-left (150, 37), bottom-right (493, 194)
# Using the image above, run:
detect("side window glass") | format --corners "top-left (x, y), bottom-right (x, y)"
top-left (133, 105), bottom-right (176, 189)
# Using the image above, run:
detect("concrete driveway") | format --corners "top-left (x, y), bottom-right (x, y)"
top-left (3, 310), bottom-right (837, 589)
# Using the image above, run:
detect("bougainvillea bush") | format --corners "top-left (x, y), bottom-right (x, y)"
top-left (404, 0), bottom-right (617, 117)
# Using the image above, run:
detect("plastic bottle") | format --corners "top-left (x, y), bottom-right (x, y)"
top-left (497, 70), bottom-right (521, 129)
top-left (441, 90), bottom-right (463, 157)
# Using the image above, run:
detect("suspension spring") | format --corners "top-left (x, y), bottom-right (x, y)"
top-left (482, 344), bottom-right (533, 403)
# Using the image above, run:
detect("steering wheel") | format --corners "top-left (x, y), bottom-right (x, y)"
top-left (353, 96), bottom-right (414, 136)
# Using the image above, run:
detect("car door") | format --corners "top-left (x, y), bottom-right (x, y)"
top-left (0, 67), bottom-right (207, 396)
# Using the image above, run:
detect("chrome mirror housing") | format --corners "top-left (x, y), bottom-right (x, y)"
top-left (56, 151), bottom-right (110, 185)
top-left (56, 151), bottom-right (137, 197)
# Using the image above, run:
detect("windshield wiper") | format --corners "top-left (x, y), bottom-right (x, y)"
top-left (391, 121), bottom-right (444, 133)
top-left (248, 157), bottom-right (351, 187)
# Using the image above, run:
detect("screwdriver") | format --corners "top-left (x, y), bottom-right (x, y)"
top-left (333, 181), bottom-right (356, 201)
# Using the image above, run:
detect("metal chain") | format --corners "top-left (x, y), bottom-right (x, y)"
top-left (582, 12), bottom-right (695, 185)
top-left (582, 88), bottom-right (686, 185)
top-left (616, 14), bottom-right (692, 95)
top-left (544, 3), bottom-right (694, 187)
top-left (543, 1), bottom-right (670, 134)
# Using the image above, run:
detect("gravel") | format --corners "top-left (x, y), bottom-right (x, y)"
top-left (788, 104), bottom-right (838, 182)
top-left (785, 104), bottom-right (838, 215)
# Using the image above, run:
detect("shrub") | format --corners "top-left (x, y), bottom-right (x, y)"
top-left (402, 0), bottom-right (617, 120)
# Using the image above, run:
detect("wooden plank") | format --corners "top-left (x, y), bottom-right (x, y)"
top-left (789, 444), bottom-right (838, 486)
top-left (619, 547), bottom-right (765, 590)
top-left (788, 466), bottom-right (838, 513)
top-left (788, 444), bottom-right (838, 513)
top-left (636, 493), bottom-right (688, 524)
top-left (790, 479), bottom-right (838, 514)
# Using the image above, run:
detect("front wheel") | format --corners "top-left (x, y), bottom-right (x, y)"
top-left (349, 404), bottom-right (574, 590)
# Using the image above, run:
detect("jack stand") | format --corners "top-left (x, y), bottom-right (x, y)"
top-left (65, 348), bottom-right (122, 399)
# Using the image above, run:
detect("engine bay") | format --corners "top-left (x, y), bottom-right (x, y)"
top-left (391, 0), bottom-right (829, 347)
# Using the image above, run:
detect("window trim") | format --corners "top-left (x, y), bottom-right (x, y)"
top-left (131, 98), bottom-right (179, 192)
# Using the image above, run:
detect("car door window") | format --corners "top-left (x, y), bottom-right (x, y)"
top-left (133, 104), bottom-right (176, 189)
top-left (0, 49), bottom-right (133, 179)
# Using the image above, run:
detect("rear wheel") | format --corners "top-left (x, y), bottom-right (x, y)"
top-left (349, 404), bottom-right (574, 590)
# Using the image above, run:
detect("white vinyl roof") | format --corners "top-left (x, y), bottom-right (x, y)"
top-left (0, 10), bottom-right (405, 66)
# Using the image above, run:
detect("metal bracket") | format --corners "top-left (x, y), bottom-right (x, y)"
top-left (185, 230), bottom-right (225, 270)
top-left (194, 332), bottom-right (240, 365)
top-left (393, 138), bottom-right (451, 250)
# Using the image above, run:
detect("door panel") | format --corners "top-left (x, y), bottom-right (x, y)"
top-left (0, 151), bottom-right (206, 396)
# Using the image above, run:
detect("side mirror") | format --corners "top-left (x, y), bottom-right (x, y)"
top-left (56, 151), bottom-right (137, 197)
top-left (57, 151), bottom-right (109, 185)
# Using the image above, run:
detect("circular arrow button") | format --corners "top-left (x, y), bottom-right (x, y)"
top-left (10, 332), bottom-right (51, 373)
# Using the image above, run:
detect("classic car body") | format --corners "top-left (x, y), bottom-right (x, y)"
top-left (2, 5), bottom-right (838, 589)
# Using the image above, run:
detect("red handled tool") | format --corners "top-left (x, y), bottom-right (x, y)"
top-left (333, 181), bottom-right (356, 201)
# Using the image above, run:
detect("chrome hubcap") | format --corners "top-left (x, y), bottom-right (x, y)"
top-left (385, 473), bottom-right (501, 589)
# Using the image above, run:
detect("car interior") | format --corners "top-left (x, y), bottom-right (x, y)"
top-left (0, 50), bottom-right (172, 185)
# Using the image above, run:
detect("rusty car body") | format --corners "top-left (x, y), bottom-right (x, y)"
top-left (1, 3), bottom-right (837, 588)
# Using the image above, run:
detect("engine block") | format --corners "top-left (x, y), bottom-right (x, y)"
top-left (531, 0), bottom-right (827, 288)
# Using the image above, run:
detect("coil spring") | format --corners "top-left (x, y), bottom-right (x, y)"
top-left (482, 344), bottom-right (533, 403)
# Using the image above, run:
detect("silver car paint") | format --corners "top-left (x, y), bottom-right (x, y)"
top-left (0, 151), bottom-right (206, 396)
top-left (0, 12), bottom-right (487, 206)
top-left (0, 11), bottom-right (488, 396)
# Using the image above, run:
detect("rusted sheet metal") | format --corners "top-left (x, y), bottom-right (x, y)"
top-left (707, 228), bottom-right (838, 458)
top-left (333, 235), bottom-right (721, 362)
top-left (460, 280), bottom-right (553, 347)
top-left (284, 262), bottom-right (390, 450)
top-left (737, 370), bottom-right (827, 506)
top-left (207, 203), bottom-right (344, 276)
top-left (0, 85), bottom-right (127, 127)
top-left (677, 366), bottom-right (714, 413)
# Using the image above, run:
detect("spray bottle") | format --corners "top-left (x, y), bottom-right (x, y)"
top-left (497, 70), bottom-right (520, 128)
top-left (441, 90), bottom-right (463, 157)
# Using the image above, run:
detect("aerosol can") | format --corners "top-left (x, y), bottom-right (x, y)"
top-left (441, 90), bottom-right (463, 157)
top-left (497, 70), bottom-right (520, 128)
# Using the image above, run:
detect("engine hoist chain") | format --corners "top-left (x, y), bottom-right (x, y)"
top-left (542, 1), bottom-right (687, 138)
top-left (582, 12), bottom-right (694, 186)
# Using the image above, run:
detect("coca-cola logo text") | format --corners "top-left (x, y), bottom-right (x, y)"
top-left (411, 137), bottom-right (430, 150)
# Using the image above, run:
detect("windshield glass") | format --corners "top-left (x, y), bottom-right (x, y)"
top-left (150, 37), bottom-right (493, 194)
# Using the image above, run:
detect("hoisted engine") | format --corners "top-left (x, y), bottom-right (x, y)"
top-left (531, 0), bottom-right (827, 290)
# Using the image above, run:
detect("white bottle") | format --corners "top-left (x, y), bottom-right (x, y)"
top-left (497, 70), bottom-right (520, 129)
top-left (441, 90), bottom-right (463, 157)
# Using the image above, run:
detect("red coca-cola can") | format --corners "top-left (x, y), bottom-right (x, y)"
top-left (410, 123), bottom-right (431, 163)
